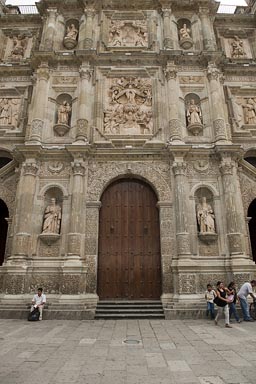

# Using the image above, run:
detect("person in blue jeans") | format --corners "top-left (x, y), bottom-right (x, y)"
top-left (205, 284), bottom-right (216, 319)
top-left (228, 281), bottom-right (241, 323)
top-left (237, 280), bottom-right (256, 321)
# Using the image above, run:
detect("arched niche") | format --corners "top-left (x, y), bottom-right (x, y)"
top-left (244, 149), bottom-right (256, 168)
top-left (0, 199), bottom-right (9, 266)
top-left (194, 187), bottom-right (217, 241)
top-left (54, 93), bottom-right (72, 137)
top-left (0, 149), bottom-right (12, 168)
top-left (41, 187), bottom-right (63, 235)
top-left (63, 19), bottom-right (79, 49)
top-left (185, 93), bottom-right (203, 136)
top-left (177, 18), bottom-right (193, 50)
top-left (247, 199), bottom-right (256, 263)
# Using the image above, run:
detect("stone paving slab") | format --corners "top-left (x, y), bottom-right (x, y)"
top-left (0, 318), bottom-right (255, 384)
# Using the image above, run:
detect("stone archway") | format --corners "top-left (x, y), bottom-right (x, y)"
top-left (0, 199), bottom-right (9, 266)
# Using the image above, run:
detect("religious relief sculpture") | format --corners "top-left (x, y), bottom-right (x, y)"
top-left (104, 77), bottom-right (153, 135)
top-left (42, 198), bottom-right (62, 234)
top-left (242, 98), bottom-right (256, 125)
top-left (197, 197), bottom-right (216, 234)
top-left (178, 22), bottom-right (193, 50)
top-left (0, 98), bottom-right (20, 128)
top-left (9, 35), bottom-right (28, 60)
top-left (186, 98), bottom-right (203, 135)
top-left (230, 36), bottom-right (245, 58)
top-left (63, 23), bottom-right (78, 49)
top-left (108, 20), bottom-right (148, 47)
top-left (54, 100), bottom-right (72, 136)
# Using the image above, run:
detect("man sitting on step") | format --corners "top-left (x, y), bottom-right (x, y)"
top-left (31, 287), bottom-right (46, 321)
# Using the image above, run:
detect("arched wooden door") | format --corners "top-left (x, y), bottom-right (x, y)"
top-left (97, 178), bottom-right (162, 300)
top-left (0, 199), bottom-right (9, 266)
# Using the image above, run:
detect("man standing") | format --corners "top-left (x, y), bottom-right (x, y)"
top-left (31, 288), bottom-right (46, 321)
top-left (237, 280), bottom-right (256, 321)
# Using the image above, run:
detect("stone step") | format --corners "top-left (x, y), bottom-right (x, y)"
top-left (95, 300), bottom-right (165, 319)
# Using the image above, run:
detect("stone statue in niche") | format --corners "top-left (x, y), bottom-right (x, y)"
top-left (186, 98), bottom-right (203, 135)
top-left (42, 198), bottom-right (62, 234)
top-left (179, 23), bottom-right (193, 50)
top-left (197, 197), bottom-right (216, 234)
top-left (242, 98), bottom-right (256, 125)
top-left (108, 20), bottom-right (148, 47)
top-left (9, 35), bottom-right (27, 60)
top-left (104, 77), bottom-right (153, 135)
top-left (0, 98), bottom-right (20, 128)
top-left (179, 24), bottom-right (191, 39)
top-left (63, 23), bottom-right (78, 49)
top-left (57, 101), bottom-right (71, 125)
top-left (231, 36), bottom-right (245, 58)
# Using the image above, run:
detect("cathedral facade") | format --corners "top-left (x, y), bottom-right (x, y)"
top-left (0, 0), bottom-right (256, 318)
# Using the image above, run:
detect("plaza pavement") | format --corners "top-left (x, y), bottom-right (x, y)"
top-left (0, 318), bottom-right (256, 384)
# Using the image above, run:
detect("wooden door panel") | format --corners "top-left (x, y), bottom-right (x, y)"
top-left (98, 179), bottom-right (161, 299)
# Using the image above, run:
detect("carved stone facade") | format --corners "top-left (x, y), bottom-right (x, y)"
top-left (0, 0), bottom-right (256, 318)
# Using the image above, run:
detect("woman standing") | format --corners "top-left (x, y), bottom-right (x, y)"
top-left (214, 281), bottom-right (232, 328)
top-left (228, 281), bottom-right (241, 323)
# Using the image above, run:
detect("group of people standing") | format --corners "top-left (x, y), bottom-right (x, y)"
top-left (205, 280), bottom-right (256, 328)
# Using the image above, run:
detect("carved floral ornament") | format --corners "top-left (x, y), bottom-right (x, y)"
top-left (108, 20), bottom-right (148, 48)
top-left (104, 77), bottom-right (153, 135)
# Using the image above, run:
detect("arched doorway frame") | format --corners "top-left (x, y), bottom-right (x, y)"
top-left (0, 199), bottom-right (9, 265)
top-left (85, 163), bottom-right (173, 298)
top-left (248, 199), bottom-right (256, 263)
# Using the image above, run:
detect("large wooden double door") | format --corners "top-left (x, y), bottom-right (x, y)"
top-left (97, 179), bottom-right (162, 299)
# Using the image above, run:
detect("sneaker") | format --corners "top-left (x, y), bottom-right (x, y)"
top-left (225, 324), bottom-right (232, 328)
top-left (237, 320), bottom-right (242, 323)
top-left (244, 318), bottom-right (254, 322)
top-left (39, 318), bottom-right (42, 321)
top-left (214, 319), bottom-right (218, 325)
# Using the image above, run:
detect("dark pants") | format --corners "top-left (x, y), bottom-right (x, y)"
top-left (229, 302), bottom-right (240, 322)
top-left (206, 302), bottom-right (215, 319)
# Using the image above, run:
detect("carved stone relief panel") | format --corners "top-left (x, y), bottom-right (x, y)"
top-left (240, 172), bottom-right (256, 215)
top-left (3, 34), bottom-right (33, 61)
top-left (0, 98), bottom-right (22, 130)
top-left (103, 77), bottom-right (153, 136)
top-left (87, 160), bottom-right (171, 201)
top-left (178, 274), bottom-right (196, 294)
top-left (29, 274), bottom-right (61, 294)
top-left (108, 20), bottom-right (148, 48)
top-left (223, 37), bottom-right (252, 59)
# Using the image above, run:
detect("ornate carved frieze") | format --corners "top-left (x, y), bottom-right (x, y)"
top-left (108, 20), bottom-right (148, 48)
top-left (103, 77), bottom-right (153, 135)
top-left (179, 274), bottom-right (196, 294)
top-left (39, 162), bottom-right (70, 177)
top-left (172, 161), bottom-right (187, 176)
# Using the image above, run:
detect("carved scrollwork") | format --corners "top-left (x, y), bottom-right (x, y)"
top-left (22, 162), bottom-right (39, 176)
top-left (108, 20), bottom-right (148, 48)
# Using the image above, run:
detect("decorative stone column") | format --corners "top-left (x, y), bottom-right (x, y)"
top-left (165, 62), bottom-right (184, 142)
top-left (29, 64), bottom-right (50, 143)
top-left (157, 201), bottom-right (174, 304)
top-left (199, 7), bottom-right (216, 51)
top-left (78, 7), bottom-right (95, 49)
top-left (42, 8), bottom-right (57, 51)
top-left (172, 160), bottom-right (191, 258)
top-left (219, 156), bottom-right (247, 258)
top-left (207, 63), bottom-right (228, 142)
top-left (162, 8), bottom-right (173, 49)
top-left (67, 159), bottom-right (86, 260)
top-left (11, 161), bottom-right (39, 261)
top-left (75, 64), bottom-right (93, 143)
top-left (85, 201), bottom-right (101, 294)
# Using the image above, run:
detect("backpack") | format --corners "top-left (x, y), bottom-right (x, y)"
top-left (28, 307), bottom-right (40, 321)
